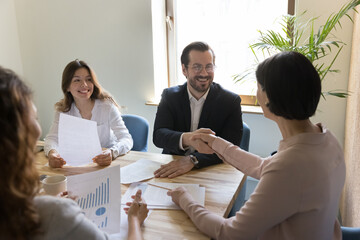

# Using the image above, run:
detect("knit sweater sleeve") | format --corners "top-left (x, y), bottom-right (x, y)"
top-left (34, 196), bottom-right (110, 240)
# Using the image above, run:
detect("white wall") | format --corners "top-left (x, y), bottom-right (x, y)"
top-left (245, 0), bottom-right (356, 157)
top-left (298, 0), bottom-right (354, 149)
top-left (243, 113), bottom-right (281, 156)
top-left (0, 0), bottom-right (23, 74)
top-left (13, 0), bottom-right (157, 150)
top-left (3, 0), bottom-right (354, 156)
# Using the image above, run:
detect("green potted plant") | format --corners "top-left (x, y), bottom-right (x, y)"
top-left (234, 0), bottom-right (360, 98)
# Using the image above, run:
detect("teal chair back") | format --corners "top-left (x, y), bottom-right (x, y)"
top-left (240, 122), bottom-right (250, 151)
top-left (228, 122), bottom-right (250, 217)
top-left (342, 226), bottom-right (360, 240)
top-left (122, 114), bottom-right (149, 152)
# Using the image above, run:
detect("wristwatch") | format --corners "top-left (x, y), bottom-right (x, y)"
top-left (110, 148), bottom-right (118, 160)
top-left (189, 154), bottom-right (200, 169)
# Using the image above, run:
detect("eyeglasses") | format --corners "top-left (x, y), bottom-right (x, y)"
top-left (188, 64), bottom-right (216, 73)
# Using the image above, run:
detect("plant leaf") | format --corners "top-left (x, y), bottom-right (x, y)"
top-left (235, 0), bottom-right (360, 100)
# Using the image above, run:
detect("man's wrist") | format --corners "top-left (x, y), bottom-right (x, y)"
top-left (182, 132), bottom-right (192, 148)
top-left (179, 133), bottom-right (186, 150)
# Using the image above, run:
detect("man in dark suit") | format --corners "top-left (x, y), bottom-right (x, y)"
top-left (153, 41), bottom-right (243, 178)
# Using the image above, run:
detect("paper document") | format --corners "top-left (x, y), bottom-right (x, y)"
top-left (122, 182), bottom-right (205, 209)
top-left (120, 159), bottom-right (162, 184)
top-left (67, 165), bottom-right (121, 234)
top-left (109, 208), bottom-right (128, 240)
top-left (110, 208), bottom-right (152, 240)
top-left (58, 113), bottom-right (102, 166)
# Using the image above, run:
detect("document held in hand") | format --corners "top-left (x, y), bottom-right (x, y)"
top-left (67, 165), bottom-right (121, 234)
top-left (58, 113), bottom-right (102, 166)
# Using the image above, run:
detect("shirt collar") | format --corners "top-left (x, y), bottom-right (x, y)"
top-left (187, 85), bottom-right (210, 102)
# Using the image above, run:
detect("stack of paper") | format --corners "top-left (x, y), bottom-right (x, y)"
top-left (122, 182), bottom-right (205, 209)
top-left (120, 159), bottom-right (162, 184)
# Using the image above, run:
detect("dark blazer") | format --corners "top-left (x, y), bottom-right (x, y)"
top-left (153, 82), bottom-right (243, 168)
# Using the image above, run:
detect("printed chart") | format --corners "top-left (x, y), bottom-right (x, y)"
top-left (67, 165), bottom-right (121, 234)
top-left (77, 178), bottom-right (110, 209)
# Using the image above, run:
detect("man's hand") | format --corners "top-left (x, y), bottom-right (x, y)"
top-left (92, 149), bottom-right (112, 166)
top-left (48, 149), bottom-right (66, 168)
top-left (154, 156), bottom-right (195, 178)
top-left (182, 128), bottom-right (215, 149)
top-left (191, 133), bottom-right (218, 154)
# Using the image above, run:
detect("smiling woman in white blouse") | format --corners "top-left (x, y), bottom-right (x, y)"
top-left (0, 66), bottom-right (146, 239)
top-left (45, 59), bottom-right (133, 168)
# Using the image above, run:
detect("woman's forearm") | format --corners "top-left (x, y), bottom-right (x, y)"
top-left (127, 217), bottom-right (143, 240)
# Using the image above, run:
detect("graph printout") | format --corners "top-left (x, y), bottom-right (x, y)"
top-left (67, 165), bottom-right (121, 234)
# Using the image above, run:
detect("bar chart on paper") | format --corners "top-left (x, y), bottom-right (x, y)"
top-left (67, 166), bottom-right (121, 234)
top-left (76, 177), bottom-right (110, 228)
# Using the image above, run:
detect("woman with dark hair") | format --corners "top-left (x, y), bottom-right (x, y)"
top-left (45, 60), bottom-right (133, 168)
top-left (0, 66), bottom-right (148, 239)
top-left (167, 51), bottom-right (345, 239)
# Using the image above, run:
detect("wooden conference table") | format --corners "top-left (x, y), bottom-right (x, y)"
top-left (35, 151), bottom-right (245, 240)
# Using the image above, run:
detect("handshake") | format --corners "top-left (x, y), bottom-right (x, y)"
top-left (182, 128), bottom-right (218, 154)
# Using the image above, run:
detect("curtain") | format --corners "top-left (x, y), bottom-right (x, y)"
top-left (340, 6), bottom-right (360, 227)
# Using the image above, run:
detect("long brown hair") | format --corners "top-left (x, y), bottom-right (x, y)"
top-left (0, 66), bottom-right (41, 239)
top-left (55, 59), bottom-right (118, 112)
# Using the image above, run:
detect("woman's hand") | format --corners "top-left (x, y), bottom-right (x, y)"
top-left (167, 186), bottom-right (193, 206)
top-left (190, 133), bottom-right (217, 154)
top-left (48, 149), bottom-right (66, 168)
top-left (58, 191), bottom-right (78, 201)
top-left (125, 190), bottom-right (148, 240)
top-left (182, 128), bottom-right (215, 149)
top-left (93, 149), bottom-right (112, 166)
top-left (125, 190), bottom-right (149, 225)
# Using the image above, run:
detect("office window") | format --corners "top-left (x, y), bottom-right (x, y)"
top-left (151, 0), bottom-right (293, 103)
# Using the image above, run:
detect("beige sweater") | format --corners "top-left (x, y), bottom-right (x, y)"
top-left (179, 124), bottom-right (345, 240)
top-left (32, 196), bottom-right (109, 240)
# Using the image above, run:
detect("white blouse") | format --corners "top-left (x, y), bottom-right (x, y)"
top-left (44, 99), bottom-right (133, 159)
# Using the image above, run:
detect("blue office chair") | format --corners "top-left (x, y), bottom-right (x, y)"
top-left (122, 114), bottom-right (149, 152)
top-left (240, 122), bottom-right (250, 152)
top-left (228, 122), bottom-right (250, 217)
top-left (342, 226), bottom-right (360, 240)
